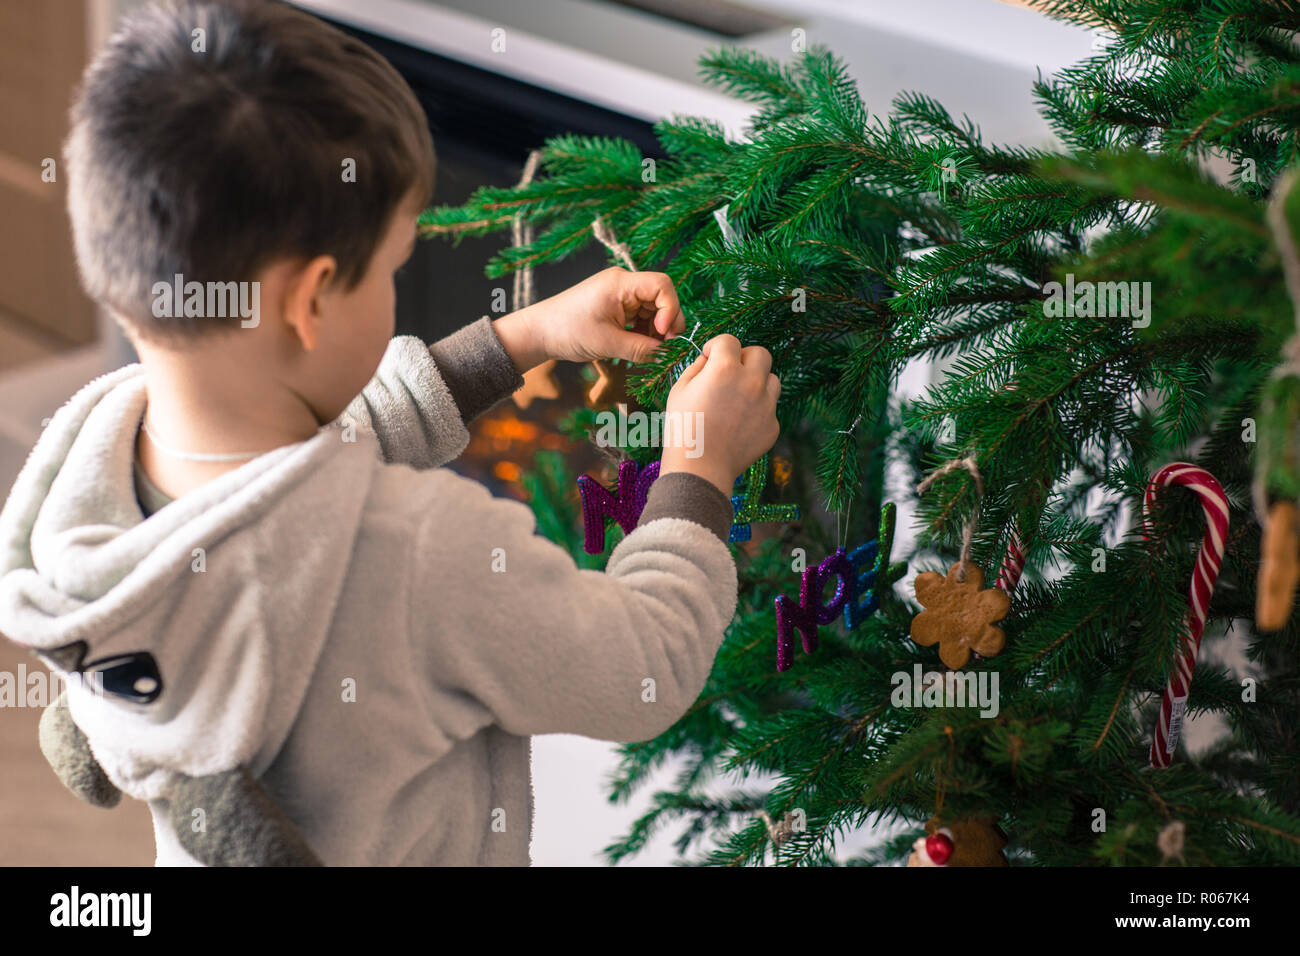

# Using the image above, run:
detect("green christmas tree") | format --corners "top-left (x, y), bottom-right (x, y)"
top-left (421, 0), bottom-right (1300, 865)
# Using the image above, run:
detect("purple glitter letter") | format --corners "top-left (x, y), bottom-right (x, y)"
top-left (578, 459), bottom-right (662, 554)
top-left (774, 548), bottom-right (852, 672)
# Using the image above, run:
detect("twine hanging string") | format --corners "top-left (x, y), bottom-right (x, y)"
top-left (587, 216), bottom-right (636, 461)
top-left (591, 216), bottom-right (705, 361)
top-left (508, 149), bottom-right (567, 412)
top-left (591, 215), bottom-right (637, 273)
top-left (584, 217), bottom-right (709, 459)
top-left (511, 150), bottom-right (543, 312)
top-left (916, 455), bottom-right (984, 583)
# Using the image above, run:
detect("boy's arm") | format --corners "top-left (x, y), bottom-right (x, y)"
top-left (425, 316), bottom-right (526, 422)
top-left (341, 317), bottom-right (523, 470)
top-left (408, 469), bottom-right (738, 742)
top-left (347, 267), bottom-right (685, 469)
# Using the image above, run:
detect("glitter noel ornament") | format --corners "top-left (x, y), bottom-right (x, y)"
top-left (774, 548), bottom-right (853, 672)
top-left (843, 502), bottom-right (908, 630)
top-left (729, 454), bottom-right (799, 543)
top-left (772, 502), bottom-right (906, 671)
top-left (578, 459), bottom-right (661, 554)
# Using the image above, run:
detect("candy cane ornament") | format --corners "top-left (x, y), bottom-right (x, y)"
top-left (996, 528), bottom-right (1028, 593)
top-left (1142, 463), bottom-right (1230, 769)
top-left (992, 383), bottom-right (1045, 595)
top-left (996, 479), bottom-right (1051, 593)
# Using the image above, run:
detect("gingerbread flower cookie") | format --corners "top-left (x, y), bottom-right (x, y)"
top-left (910, 562), bottom-right (1010, 670)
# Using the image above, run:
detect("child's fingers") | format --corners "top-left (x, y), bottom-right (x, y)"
top-left (700, 333), bottom-right (742, 364)
top-left (740, 345), bottom-right (772, 375)
top-left (608, 329), bottom-right (671, 363)
top-left (660, 305), bottom-right (686, 338)
top-left (626, 271), bottom-right (683, 338)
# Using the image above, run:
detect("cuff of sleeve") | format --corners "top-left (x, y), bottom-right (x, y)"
top-left (639, 471), bottom-right (735, 544)
top-left (426, 316), bottom-right (526, 422)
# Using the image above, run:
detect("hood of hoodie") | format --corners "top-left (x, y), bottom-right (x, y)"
top-left (0, 362), bottom-right (375, 801)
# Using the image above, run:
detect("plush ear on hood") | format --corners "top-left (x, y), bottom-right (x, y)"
top-left (40, 690), bottom-right (322, 866)
top-left (39, 689), bottom-right (122, 809)
top-left (167, 766), bottom-right (324, 866)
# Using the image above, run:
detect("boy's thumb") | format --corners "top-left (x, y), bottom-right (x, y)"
top-left (672, 349), bottom-right (708, 388)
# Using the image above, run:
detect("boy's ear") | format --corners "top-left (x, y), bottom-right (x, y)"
top-left (280, 254), bottom-right (338, 352)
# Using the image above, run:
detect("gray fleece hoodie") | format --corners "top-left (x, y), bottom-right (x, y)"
top-left (0, 317), bottom-right (738, 865)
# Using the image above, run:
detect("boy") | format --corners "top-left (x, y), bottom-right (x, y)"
top-left (0, 0), bottom-right (779, 865)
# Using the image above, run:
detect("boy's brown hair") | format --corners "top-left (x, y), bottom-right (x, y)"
top-left (64, 0), bottom-right (435, 341)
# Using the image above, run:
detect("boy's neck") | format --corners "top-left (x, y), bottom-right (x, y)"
top-left (130, 331), bottom-right (324, 500)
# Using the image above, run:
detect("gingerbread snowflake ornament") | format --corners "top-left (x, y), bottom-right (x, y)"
top-left (910, 562), bottom-right (1010, 670)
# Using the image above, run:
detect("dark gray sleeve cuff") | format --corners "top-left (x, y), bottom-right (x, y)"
top-left (426, 316), bottom-right (526, 423)
top-left (639, 470), bottom-right (735, 545)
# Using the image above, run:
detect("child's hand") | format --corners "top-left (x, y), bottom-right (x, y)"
top-left (493, 268), bottom-right (686, 371)
top-left (659, 334), bottom-right (781, 496)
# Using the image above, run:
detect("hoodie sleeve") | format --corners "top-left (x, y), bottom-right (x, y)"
top-left (341, 319), bottom-right (523, 470)
top-left (425, 316), bottom-right (525, 422)
top-left (408, 469), bottom-right (738, 742)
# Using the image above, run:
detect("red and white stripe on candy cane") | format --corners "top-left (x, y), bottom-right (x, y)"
top-left (1142, 463), bottom-right (1230, 768)
top-left (994, 382), bottom-right (1035, 595)
top-left (996, 475), bottom-right (1048, 594)
top-left (996, 529), bottom-right (1028, 592)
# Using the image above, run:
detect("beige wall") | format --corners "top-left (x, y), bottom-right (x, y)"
top-left (0, 2), bottom-right (95, 345)
top-left (0, 0), bottom-right (156, 866)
